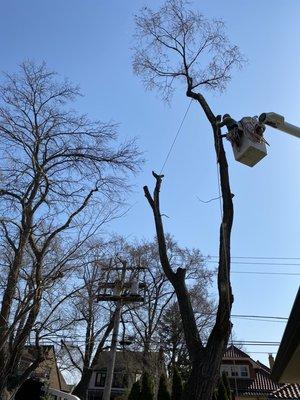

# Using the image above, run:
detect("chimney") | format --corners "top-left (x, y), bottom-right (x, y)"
top-left (268, 353), bottom-right (275, 369)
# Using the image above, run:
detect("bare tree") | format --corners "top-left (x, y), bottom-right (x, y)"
top-left (59, 242), bottom-right (118, 400)
top-left (0, 61), bottom-right (141, 399)
top-left (133, 1), bottom-right (244, 399)
top-left (59, 236), bottom-right (212, 399)
top-left (123, 237), bottom-right (213, 358)
top-left (157, 296), bottom-right (215, 379)
top-left (123, 238), bottom-right (175, 357)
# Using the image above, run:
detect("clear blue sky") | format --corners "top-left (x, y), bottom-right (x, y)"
top-left (1, 0), bottom-right (300, 366)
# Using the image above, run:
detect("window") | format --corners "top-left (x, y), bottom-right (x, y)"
top-left (220, 364), bottom-right (250, 378)
top-left (240, 366), bottom-right (249, 377)
top-left (220, 365), bottom-right (231, 377)
top-left (135, 373), bottom-right (142, 382)
top-left (95, 369), bottom-right (107, 387)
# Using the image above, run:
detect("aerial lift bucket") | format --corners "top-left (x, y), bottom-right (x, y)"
top-left (232, 131), bottom-right (267, 167)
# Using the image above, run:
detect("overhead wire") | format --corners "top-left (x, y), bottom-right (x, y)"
top-left (37, 337), bottom-right (282, 346)
top-left (231, 271), bottom-right (300, 276)
top-left (206, 255), bottom-right (300, 260)
top-left (205, 260), bottom-right (300, 266)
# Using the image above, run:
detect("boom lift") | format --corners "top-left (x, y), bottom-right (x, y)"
top-left (223, 112), bottom-right (300, 167)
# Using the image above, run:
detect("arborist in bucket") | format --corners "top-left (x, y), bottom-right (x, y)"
top-left (217, 113), bottom-right (243, 148)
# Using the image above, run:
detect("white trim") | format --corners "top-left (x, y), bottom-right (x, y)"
top-left (220, 364), bottom-right (250, 378)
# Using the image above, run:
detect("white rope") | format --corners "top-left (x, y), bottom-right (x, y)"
top-left (160, 99), bottom-right (193, 174)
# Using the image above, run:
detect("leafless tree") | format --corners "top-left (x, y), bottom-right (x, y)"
top-left (122, 237), bottom-right (213, 358)
top-left (58, 236), bottom-right (212, 399)
top-left (0, 61), bottom-right (141, 399)
top-left (133, 1), bottom-right (245, 399)
top-left (58, 242), bottom-right (118, 400)
top-left (157, 297), bottom-right (215, 379)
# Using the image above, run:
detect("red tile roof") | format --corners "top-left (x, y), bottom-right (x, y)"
top-left (271, 383), bottom-right (300, 399)
top-left (229, 369), bottom-right (280, 397)
top-left (224, 346), bottom-right (300, 399)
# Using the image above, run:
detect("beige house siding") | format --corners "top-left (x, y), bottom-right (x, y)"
top-left (88, 350), bottom-right (165, 399)
top-left (19, 345), bottom-right (69, 392)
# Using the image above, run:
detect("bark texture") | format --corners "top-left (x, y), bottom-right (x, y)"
top-left (143, 87), bottom-right (234, 400)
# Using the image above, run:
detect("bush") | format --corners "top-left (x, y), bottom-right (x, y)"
top-left (222, 372), bottom-right (232, 400)
top-left (140, 372), bottom-right (154, 400)
top-left (171, 367), bottom-right (183, 400)
top-left (157, 375), bottom-right (171, 400)
top-left (217, 380), bottom-right (228, 400)
top-left (128, 380), bottom-right (141, 400)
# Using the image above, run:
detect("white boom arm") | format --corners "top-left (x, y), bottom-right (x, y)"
top-left (259, 112), bottom-right (300, 139)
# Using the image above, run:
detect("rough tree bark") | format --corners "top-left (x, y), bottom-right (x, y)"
top-left (72, 317), bottom-right (115, 400)
top-left (133, 1), bottom-right (242, 397)
top-left (143, 101), bottom-right (234, 399)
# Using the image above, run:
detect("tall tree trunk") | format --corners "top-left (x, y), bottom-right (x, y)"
top-left (72, 367), bottom-right (93, 400)
top-left (73, 315), bottom-right (115, 399)
top-left (143, 88), bottom-right (234, 400)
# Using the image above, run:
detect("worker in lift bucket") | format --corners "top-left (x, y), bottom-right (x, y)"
top-left (253, 115), bottom-right (266, 139)
top-left (217, 113), bottom-right (243, 148)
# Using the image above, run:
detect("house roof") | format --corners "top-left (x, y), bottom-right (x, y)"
top-left (270, 383), bottom-right (300, 399)
top-left (224, 345), bottom-right (251, 359)
top-left (224, 345), bottom-right (300, 399)
top-left (22, 345), bottom-right (71, 392)
top-left (23, 345), bottom-right (54, 361)
top-left (256, 360), bottom-right (272, 374)
top-left (272, 287), bottom-right (300, 383)
top-left (228, 369), bottom-right (280, 397)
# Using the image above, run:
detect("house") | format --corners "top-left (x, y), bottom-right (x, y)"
top-left (86, 345), bottom-right (300, 400)
top-left (271, 287), bottom-right (300, 384)
top-left (222, 345), bottom-right (300, 399)
top-left (88, 350), bottom-right (165, 400)
top-left (16, 345), bottom-right (71, 393)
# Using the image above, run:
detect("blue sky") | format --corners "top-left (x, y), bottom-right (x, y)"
top-left (1, 0), bottom-right (300, 366)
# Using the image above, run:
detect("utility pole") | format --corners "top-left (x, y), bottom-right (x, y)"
top-left (101, 261), bottom-right (126, 400)
top-left (98, 259), bottom-right (145, 400)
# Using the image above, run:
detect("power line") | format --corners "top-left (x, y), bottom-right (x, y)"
top-left (38, 338), bottom-right (281, 347)
top-left (206, 260), bottom-right (300, 266)
top-left (246, 351), bottom-right (278, 354)
top-left (206, 255), bottom-right (300, 260)
top-left (36, 315), bottom-right (288, 344)
top-left (232, 341), bottom-right (280, 345)
top-left (37, 315), bottom-right (289, 345)
top-left (232, 271), bottom-right (300, 276)
top-left (160, 99), bottom-right (192, 173)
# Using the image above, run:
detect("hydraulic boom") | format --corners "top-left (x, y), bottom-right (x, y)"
top-left (259, 112), bottom-right (300, 139)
